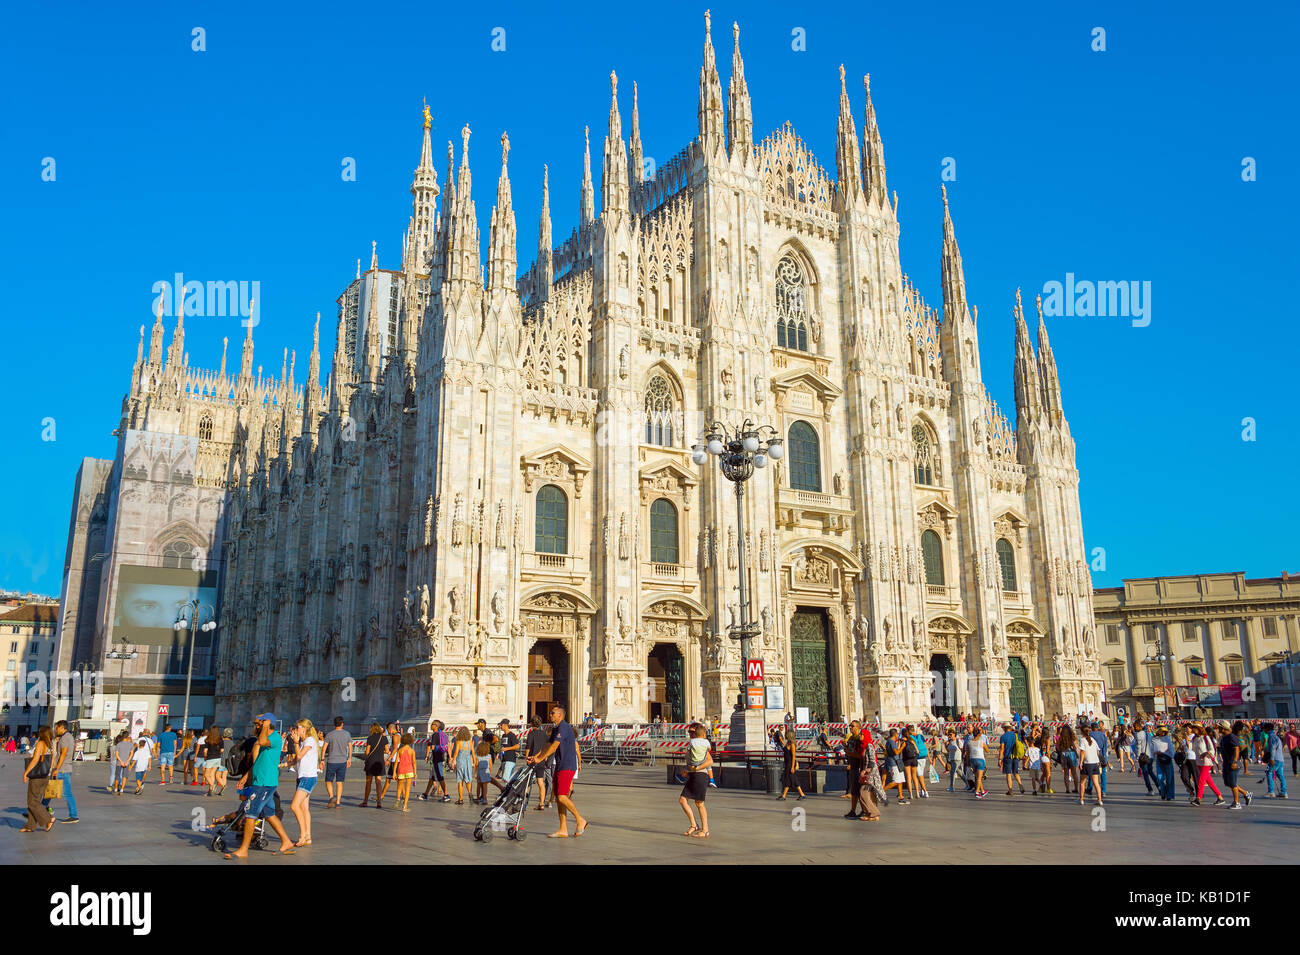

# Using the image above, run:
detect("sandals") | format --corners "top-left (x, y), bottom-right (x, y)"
top-left (689, 829), bottom-right (709, 838)
top-left (684, 825), bottom-right (699, 836)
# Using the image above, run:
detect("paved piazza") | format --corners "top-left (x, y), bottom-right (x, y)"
top-left (3, 758), bottom-right (1294, 865)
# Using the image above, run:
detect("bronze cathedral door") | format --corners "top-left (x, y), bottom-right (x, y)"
top-left (790, 610), bottom-right (832, 719)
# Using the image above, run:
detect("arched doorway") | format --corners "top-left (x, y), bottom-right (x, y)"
top-left (790, 608), bottom-right (834, 720)
top-left (1008, 656), bottom-right (1030, 717)
top-left (929, 654), bottom-right (956, 718)
top-left (646, 644), bottom-right (685, 722)
top-left (527, 640), bottom-right (570, 721)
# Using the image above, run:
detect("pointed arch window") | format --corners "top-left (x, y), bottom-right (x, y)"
top-left (162, 539), bottom-right (196, 570)
top-left (649, 499), bottom-right (679, 564)
top-left (788, 421), bottom-right (822, 492)
top-left (198, 414), bottom-right (214, 441)
top-left (912, 425), bottom-right (934, 485)
top-left (921, 530), bottom-right (945, 586)
top-left (644, 375), bottom-right (677, 447)
top-left (775, 253), bottom-right (810, 351)
top-left (534, 485), bottom-right (568, 554)
top-left (996, 538), bottom-right (1017, 591)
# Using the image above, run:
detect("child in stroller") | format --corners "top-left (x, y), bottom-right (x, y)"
top-left (207, 784), bottom-right (284, 853)
top-left (473, 757), bottom-right (538, 843)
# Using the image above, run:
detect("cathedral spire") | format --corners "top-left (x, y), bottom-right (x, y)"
top-left (303, 313), bottom-right (320, 433)
top-left (362, 277), bottom-right (383, 381)
top-left (580, 126), bottom-right (595, 226)
top-left (863, 74), bottom-right (889, 207)
top-left (940, 184), bottom-right (969, 321)
top-left (629, 82), bottom-right (644, 184)
top-left (1036, 294), bottom-right (1065, 420)
top-left (219, 336), bottom-right (228, 380)
top-left (486, 132), bottom-right (517, 293)
top-left (148, 299), bottom-right (165, 366)
top-left (406, 101), bottom-right (440, 274)
top-left (166, 308), bottom-right (186, 372)
top-left (727, 20), bottom-right (752, 158)
top-left (329, 304), bottom-right (349, 416)
top-left (698, 10), bottom-right (725, 156)
top-left (136, 325), bottom-right (145, 365)
top-left (445, 124), bottom-right (482, 289)
top-left (239, 304), bottom-right (255, 381)
top-left (602, 71), bottom-right (629, 217)
top-left (1013, 288), bottom-right (1042, 422)
top-left (835, 64), bottom-right (862, 208)
top-left (537, 165), bottom-right (553, 301)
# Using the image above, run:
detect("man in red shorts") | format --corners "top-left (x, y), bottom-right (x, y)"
top-left (527, 704), bottom-right (588, 838)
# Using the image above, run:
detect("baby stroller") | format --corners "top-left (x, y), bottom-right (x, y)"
top-left (473, 760), bottom-right (538, 843)
top-left (208, 788), bottom-right (284, 852)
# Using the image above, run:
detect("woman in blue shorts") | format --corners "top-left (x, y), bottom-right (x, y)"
top-left (1057, 724), bottom-right (1079, 794)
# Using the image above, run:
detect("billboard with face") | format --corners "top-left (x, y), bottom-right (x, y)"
top-left (113, 564), bottom-right (219, 646)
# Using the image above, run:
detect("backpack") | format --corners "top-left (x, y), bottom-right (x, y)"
top-left (490, 733), bottom-right (503, 756)
top-left (1012, 737), bottom-right (1026, 760)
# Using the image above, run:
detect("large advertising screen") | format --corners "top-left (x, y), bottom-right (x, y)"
top-left (113, 564), bottom-right (219, 647)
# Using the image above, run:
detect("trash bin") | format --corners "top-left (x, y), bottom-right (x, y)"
top-left (765, 758), bottom-right (781, 793)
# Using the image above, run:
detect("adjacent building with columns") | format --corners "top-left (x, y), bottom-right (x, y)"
top-left (61, 15), bottom-right (1104, 731)
top-left (1093, 571), bottom-right (1300, 720)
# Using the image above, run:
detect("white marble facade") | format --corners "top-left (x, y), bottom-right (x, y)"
top-left (189, 16), bottom-right (1103, 728)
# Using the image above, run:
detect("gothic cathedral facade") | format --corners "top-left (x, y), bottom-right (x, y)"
top-left (209, 16), bottom-right (1103, 728)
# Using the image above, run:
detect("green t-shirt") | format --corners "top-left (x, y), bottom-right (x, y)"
top-left (251, 731), bottom-right (282, 787)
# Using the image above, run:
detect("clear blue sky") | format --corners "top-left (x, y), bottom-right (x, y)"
top-left (2, 1), bottom-right (1295, 597)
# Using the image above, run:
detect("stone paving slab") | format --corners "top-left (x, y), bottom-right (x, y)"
top-left (2, 755), bottom-right (1296, 865)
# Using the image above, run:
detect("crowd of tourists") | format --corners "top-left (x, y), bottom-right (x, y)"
top-left (824, 716), bottom-right (1296, 822)
top-left (12, 710), bottom-right (1296, 847)
top-left (13, 703), bottom-right (590, 851)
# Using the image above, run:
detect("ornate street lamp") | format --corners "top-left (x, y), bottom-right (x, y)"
top-left (174, 602), bottom-right (217, 733)
top-left (1144, 636), bottom-right (1174, 716)
top-left (107, 645), bottom-right (138, 726)
top-left (692, 420), bottom-right (783, 751)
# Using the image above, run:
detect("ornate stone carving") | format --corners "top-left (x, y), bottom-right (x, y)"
top-left (452, 494), bottom-right (466, 547)
top-left (491, 589), bottom-right (506, 633)
top-left (448, 585), bottom-right (463, 632)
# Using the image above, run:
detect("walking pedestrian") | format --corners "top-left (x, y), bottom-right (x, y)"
top-left (1150, 725), bottom-right (1176, 800)
top-left (222, 713), bottom-right (296, 858)
top-left (843, 721), bottom-right (866, 817)
top-left (496, 719), bottom-right (520, 783)
top-left (289, 718), bottom-right (318, 842)
top-left (525, 704), bottom-right (587, 838)
top-left (155, 723), bottom-right (178, 784)
top-left (453, 726), bottom-right (475, 804)
top-left (42, 720), bottom-right (79, 824)
top-left (678, 722), bottom-right (713, 838)
top-left (19, 725), bottom-right (55, 833)
top-left (359, 722), bottom-right (388, 808)
top-left (523, 716), bottom-right (552, 809)
top-left (1262, 723), bottom-right (1288, 797)
top-left (907, 724), bottom-right (930, 798)
top-left (322, 716), bottom-right (351, 809)
top-left (1076, 728), bottom-right (1103, 806)
top-left (1056, 724), bottom-right (1079, 795)
top-left (966, 725), bottom-right (989, 798)
top-left (420, 720), bottom-right (451, 802)
top-left (1189, 723), bottom-right (1224, 806)
top-left (1219, 722), bottom-right (1253, 809)
top-left (777, 729), bottom-right (807, 801)
top-left (393, 732), bottom-right (417, 812)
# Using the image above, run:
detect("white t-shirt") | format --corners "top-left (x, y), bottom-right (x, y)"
top-left (132, 745), bottom-right (152, 770)
top-left (1078, 737), bottom-right (1100, 764)
top-left (297, 736), bottom-right (319, 778)
top-left (1026, 745), bottom-right (1042, 769)
top-left (967, 734), bottom-right (986, 759)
